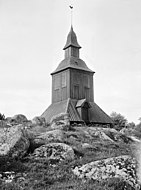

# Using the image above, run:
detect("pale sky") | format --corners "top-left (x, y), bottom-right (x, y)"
top-left (0, 0), bottom-right (141, 124)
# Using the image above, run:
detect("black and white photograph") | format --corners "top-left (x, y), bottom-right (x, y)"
top-left (0, 0), bottom-right (141, 189)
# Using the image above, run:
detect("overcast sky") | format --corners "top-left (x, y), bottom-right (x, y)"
top-left (0, 0), bottom-right (141, 124)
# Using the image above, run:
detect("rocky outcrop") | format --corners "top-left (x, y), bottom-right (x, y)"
top-left (32, 142), bottom-right (75, 162)
top-left (104, 128), bottom-right (133, 143)
top-left (7, 114), bottom-right (28, 125)
top-left (0, 125), bottom-right (29, 160)
top-left (72, 155), bottom-right (139, 189)
top-left (31, 116), bottom-right (46, 127)
top-left (74, 127), bottom-right (133, 144)
top-left (0, 120), bottom-right (11, 128)
top-left (32, 129), bottom-right (65, 148)
top-left (50, 122), bottom-right (65, 130)
top-left (81, 143), bottom-right (93, 149)
top-left (50, 113), bottom-right (70, 126)
top-left (0, 115), bottom-right (139, 189)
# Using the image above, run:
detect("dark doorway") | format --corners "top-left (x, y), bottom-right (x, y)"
top-left (81, 102), bottom-right (90, 123)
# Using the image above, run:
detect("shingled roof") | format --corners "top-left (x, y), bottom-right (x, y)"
top-left (51, 57), bottom-right (94, 74)
top-left (41, 99), bottom-right (82, 123)
top-left (89, 102), bottom-right (113, 124)
top-left (51, 26), bottom-right (94, 75)
top-left (41, 98), bottom-right (113, 124)
top-left (63, 26), bottom-right (81, 50)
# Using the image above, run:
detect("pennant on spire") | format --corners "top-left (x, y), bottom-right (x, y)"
top-left (69, 5), bottom-right (73, 9)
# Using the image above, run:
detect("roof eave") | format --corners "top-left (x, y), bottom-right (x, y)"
top-left (51, 67), bottom-right (95, 75)
top-left (63, 44), bottom-right (82, 50)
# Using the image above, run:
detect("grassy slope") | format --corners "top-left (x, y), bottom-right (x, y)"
top-left (0, 126), bottom-right (136, 190)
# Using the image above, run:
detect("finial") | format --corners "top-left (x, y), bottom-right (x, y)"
top-left (69, 4), bottom-right (73, 26)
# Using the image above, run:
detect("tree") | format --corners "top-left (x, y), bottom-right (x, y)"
top-left (110, 112), bottom-right (128, 131)
top-left (127, 122), bottom-right (135, 129)
top-left (0, 113), bottom-right (5, 120)
top-left (133, 117), bottom-right (141, 138)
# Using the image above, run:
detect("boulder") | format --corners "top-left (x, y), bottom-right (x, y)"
top-left (130, 136), bottom-right (140, 142)
top-left (0, 120), bottom-right (11, 128)
top-left (50, 122), bottom-right (64, 130)
top-left (95, 131), bottom-right (114, 142)
top-left (10, 114), bottom-right (28, 125)
top-left (104, 128), bottom-right (133, 143)
top-left (28, 129), bottom-right (65, 151)
top-left (0, 125), bottom-right (29, 160)
top-left (31, 116), bottom-right (46, 127)
top-left (26, 125), bottom-right (48, 137)
top-left (32, 142), bottom-right (74, 162)
top-left (72, 155), bottom-right (139, 189)
top-left (74, 127), bottom-right (114, 142)
top-left (50, 113), bottom-right (70, 126)
top-left (81, 143), bottom-right (93, 149)
top-left (31, 129), bottom-right (65, 148)
top-left (80, 127), bottom-right (133, 144)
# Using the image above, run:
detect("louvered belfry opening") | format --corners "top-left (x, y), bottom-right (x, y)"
top-left (63, 26), bottom-right (81, 58)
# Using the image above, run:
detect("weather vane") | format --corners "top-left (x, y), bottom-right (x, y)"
top-left (69, 4), bottom-right (73, 26)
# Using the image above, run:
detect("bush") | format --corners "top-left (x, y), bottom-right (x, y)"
top-left (110, 112), bottom-right (127, 131)
top-left (0, 113), bottom-right (5, 121)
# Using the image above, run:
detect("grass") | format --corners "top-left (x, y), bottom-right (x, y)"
top-left (0, 158), bottom-right (136, 190)
top-left (0, 125), bottom-right (137, 190)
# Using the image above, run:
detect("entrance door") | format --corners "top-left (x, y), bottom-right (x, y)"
top-left (81, 102), bottom-right (90, 123)
top-left (82, 107), bottom-right (89, 123)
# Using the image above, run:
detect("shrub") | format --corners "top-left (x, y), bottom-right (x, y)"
top-left (0, 113), bottom-right (5, 121)
top-left (110, 112), bottom-right (128, 131)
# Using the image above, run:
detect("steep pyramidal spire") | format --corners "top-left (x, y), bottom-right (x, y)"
top-left (63, 26), bottom-right (81, 58)
top-left (51, 25), bottom-right (94, 74)
top-left (63, 26), bottom-right (81, 50)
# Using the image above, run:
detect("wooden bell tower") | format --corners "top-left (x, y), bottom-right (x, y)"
top-left (51, 26), bottom-right (94, 104)
top-left (42, 26), bottom-right (113, 125)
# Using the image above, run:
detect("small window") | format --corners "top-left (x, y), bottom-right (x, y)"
top-left (54, 75), bottom-right (60, 90)
top-left (84, 75), bottom-right (90, 88)
top-left (61, 72), bottom-right (67, 88)
top-left (84, 87), bottom-right (90, 100)
top-left (73, 85), bottom-right (79, 99)
top-left (74, 72), bottom-right (79, 84)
